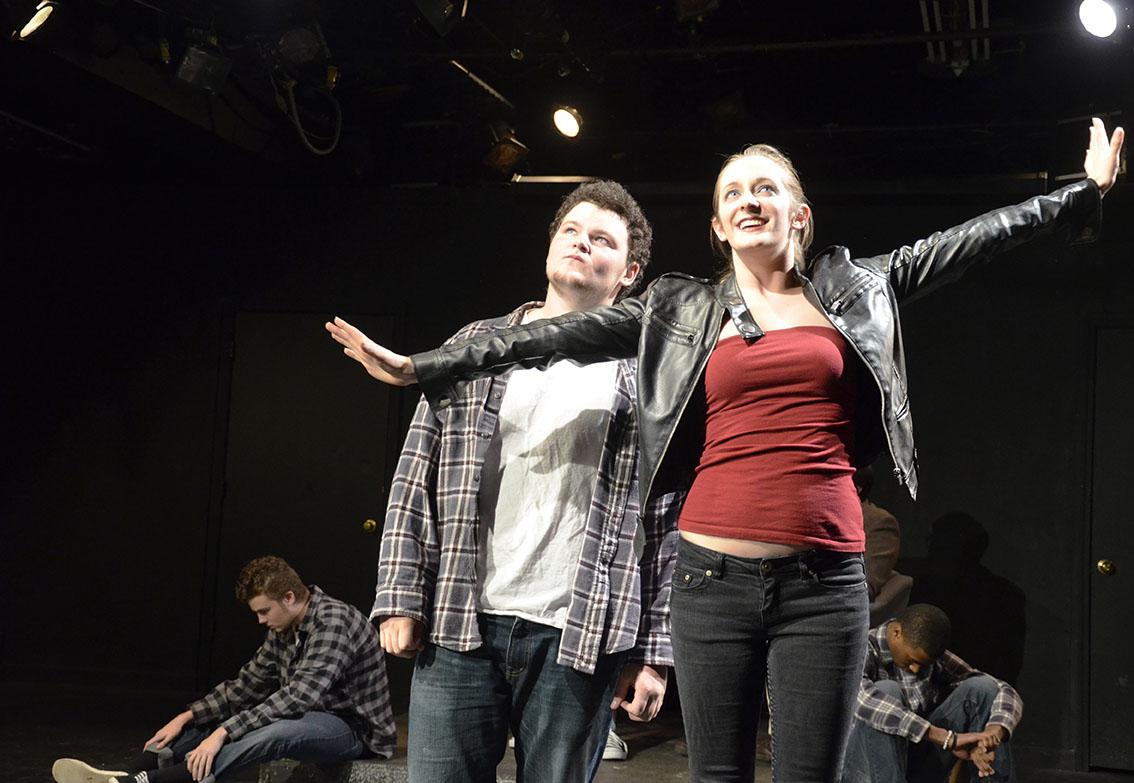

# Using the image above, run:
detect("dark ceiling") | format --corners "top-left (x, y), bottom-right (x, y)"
top-left (2, 0), bottom-right (1130, 187)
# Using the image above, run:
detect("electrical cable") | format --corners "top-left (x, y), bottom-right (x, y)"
top-left (282, 77), bottom-right (340, 155)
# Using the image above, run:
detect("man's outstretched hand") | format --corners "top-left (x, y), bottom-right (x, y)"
top-left (325, 317), bottom-right (417, 386)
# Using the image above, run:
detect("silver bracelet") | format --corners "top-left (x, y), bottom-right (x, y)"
top-left (942, 730), bottom-right (955, 751)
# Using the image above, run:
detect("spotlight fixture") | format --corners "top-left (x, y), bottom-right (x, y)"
top-left (14, 0), bottom-right (56, 40)
top-left (553, 106), bottom-right (582, 138)
top-left (1080, 0), bottom-right (1119, 36)
top-left (482, 123), bottom-right (529, 177)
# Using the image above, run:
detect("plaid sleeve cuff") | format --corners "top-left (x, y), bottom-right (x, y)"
top-left (220, 712), bottom-right (257, 741)
top-left (371, 586), bottom-right (430, 625)
top-left (626, 633), bottom-right (674, 669)
top-left (902, 713), bottom-right (932, 743)
top-left (988, 705), bottom-right (1022, 735)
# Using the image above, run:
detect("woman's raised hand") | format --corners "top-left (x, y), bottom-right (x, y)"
top-left (325, 316), bottom-right (418, 386)
top-left (1084, 117), bottom-right (1125, 197)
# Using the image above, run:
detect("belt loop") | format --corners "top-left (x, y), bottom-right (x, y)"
top-left (798, 550), bottom-right (814, 579)
top-left (712, 552), bottom-right (727, 579)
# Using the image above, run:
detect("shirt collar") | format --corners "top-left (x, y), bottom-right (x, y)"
top-left (292, 585), bottom-right (323, 640)
top-left (876, 620), bottom-right (896, 667)
top-left (504, 301), bottom-right (544, 327)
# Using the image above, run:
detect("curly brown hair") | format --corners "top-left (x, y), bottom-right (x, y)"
top-left (547, 180), bottom-right (652, 300)
top-left (235, 556), bottom-right (310, 603)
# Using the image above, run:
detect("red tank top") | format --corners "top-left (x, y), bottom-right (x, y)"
top-left (677, 326), bottom-right (864, 551)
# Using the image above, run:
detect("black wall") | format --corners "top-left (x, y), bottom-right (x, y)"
top-left (2, 179), bottom-right (1130, 768)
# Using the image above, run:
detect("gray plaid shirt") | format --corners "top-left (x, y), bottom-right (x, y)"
top-left (372, 303), bottom-right (680, 674)
top-left (190, 587), bottom-right (396, 757)
top-left (856, 621), bottom-right (1023, 741)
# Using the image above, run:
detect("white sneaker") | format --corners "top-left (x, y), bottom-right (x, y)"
top-left (51, 759), bottom-right (128, 783)
top-left (602, 729), bottom-right (628, 761)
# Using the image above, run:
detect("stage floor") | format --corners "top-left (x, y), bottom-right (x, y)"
top-left (4, 682), bottom-right (1130, 782)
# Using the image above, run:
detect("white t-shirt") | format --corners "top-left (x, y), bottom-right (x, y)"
top-left (476, 360), bottom-right (619, 628)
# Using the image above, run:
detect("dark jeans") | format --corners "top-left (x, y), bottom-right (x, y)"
top-left (159, 711), bottom-right (367, 781)
top-left (407, 613), bottom-right (623, 783)
top-left (670, 538), bottom-right (869, 783)
top-left (842, 677), bottom-right (1016, 783)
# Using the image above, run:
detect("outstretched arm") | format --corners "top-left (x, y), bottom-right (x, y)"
top-left (879, 118), bottom-right (1122, 304)
top-left (325, 317), bottom-right (417, 386)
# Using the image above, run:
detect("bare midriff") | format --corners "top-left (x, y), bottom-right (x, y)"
top-left (680, 530), bottom-right (804, 558)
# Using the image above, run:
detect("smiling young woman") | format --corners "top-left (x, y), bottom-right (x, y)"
top-left (327, 119), bottom-right (1123, 782)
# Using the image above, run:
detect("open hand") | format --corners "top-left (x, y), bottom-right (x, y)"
top-left (143, 710), bottom-right (192, 750)
top-left (1084, 117), bottom-right (1125, 196)
top-left (325, 317), bottom-right (417, 386)
top-left (185, 727), bottom-right (226, 781)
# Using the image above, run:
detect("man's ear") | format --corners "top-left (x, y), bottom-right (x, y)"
top-left (621, 262), bottom-right (642, 289)
top-left (282, 591), bottom-right (296, 607)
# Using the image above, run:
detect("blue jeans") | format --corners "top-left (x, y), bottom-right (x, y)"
top-left (670, 539), bottom-right (869, 783)
top-left (163, 711), bottom-right (367, 781)
top-left (407, 613), bottom-right (622, 783)
top-left (842, 677), bottom-right (1016, 783)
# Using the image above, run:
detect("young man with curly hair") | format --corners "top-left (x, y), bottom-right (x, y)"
top-left (334, 181), bottom-right (679, 783)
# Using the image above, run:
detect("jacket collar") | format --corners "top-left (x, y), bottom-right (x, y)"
top-left (713, 273), bottom-right (763, 343)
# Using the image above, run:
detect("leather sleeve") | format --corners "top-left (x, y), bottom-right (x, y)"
top-left (879, 179), bottom-right (1101, 305)
top-left (412, 294), bottom-right (648, 413)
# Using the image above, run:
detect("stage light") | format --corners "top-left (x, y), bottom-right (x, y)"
top-left (482, 124), bottom-right (529, 177)
top-left (1080, 0), bottom-right (1119, 37)
top-left (14, 0), bottom-right (56, 40)
top-left (553, 106), bottom-right (582, 138)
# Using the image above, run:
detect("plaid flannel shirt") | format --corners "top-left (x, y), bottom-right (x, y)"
top-left (190, 586), bottom-right (396, 758)
top-left (372, 302), bottom-right (680, 675)
top-left (855, 621), bottom-right (1023, 742)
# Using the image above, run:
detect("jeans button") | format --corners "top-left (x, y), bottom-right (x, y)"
top-left (760, 561), bottom-right (772, 574)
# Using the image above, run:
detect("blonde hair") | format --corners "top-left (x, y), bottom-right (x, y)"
top-left (709, 144), bottom-right (814, 271)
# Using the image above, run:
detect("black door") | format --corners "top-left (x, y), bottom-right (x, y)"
top-left (1088, 325), bottom-right (1134, 771)
top-left (204, 311), bottom-right (402, 687)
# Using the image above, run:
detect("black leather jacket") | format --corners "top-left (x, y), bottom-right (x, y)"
top-left (415, 180), bottom-right (1100, 504)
